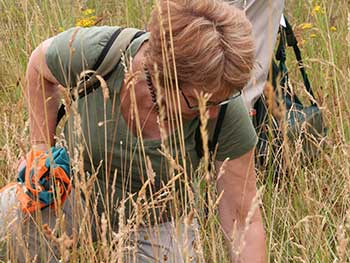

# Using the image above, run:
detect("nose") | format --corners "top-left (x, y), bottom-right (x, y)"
top-left (207, 106), bottom-right (220, 119)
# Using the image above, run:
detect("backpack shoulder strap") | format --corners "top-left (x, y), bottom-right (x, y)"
top-left (92, 27), bottom-right (124, 72)
top-left (76, 28), bottom-right (145, 98)
top-left (279, 15), bottom-right (317, 106)
top-left (195, 104), bottom-right (228, 159)
top-left (56, 27), bottom-right (146, 125)
top-left (210, 104), bottom-right (228, 152)
top-left (95, 28), bottom-right (142, 76)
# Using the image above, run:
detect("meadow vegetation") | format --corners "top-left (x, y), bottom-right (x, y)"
top-left (0, 0), bottom-right (349, 262)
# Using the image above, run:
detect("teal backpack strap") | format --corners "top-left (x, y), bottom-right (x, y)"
top-left (56, 27), bottom-right (146, 125)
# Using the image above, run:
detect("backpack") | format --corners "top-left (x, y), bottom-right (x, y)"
top-left (253, 15), bottom-right (327, 167)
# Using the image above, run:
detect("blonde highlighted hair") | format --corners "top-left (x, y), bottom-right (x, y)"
top-left (145, 0), bottom-right (255, 97)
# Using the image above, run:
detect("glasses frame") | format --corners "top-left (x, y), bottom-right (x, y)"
top-left (180, 89), bottom-right (242, 111)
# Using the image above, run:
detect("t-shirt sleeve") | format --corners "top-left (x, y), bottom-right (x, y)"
top-left (215, 97), bottom-right (257, 161)
top-left (45, 26), bottom-right (118, 87)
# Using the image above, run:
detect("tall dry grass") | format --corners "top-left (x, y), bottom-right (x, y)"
top-left (0, 0), bottom-right (349, 262)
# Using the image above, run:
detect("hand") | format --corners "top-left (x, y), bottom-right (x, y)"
top-left (16, 147), bottom-right (72, 213)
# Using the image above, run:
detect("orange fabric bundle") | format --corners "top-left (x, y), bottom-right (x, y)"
top-left (16, 147), bottom-right (71, 213)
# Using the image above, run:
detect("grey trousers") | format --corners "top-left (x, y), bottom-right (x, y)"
top-left (0, 184), bottom-right (80, 262)
top-left (228, 0), bottom-right (285, 109)
top-left (0, 184), bottom-right (197, 262)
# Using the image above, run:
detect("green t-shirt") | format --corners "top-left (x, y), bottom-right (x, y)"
top-left (46, 26), bottom-right (257, 225)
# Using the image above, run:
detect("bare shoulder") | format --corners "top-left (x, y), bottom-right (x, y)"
top-left (28, 37), bottom-right (59, 84)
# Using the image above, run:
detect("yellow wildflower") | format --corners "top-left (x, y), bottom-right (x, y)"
top-left (330, 26), bottom-right (337, 32)
top-left (76, 16), bottom-right (96, 27)
top-left (310, 33), bottom-right (317, 38)
top-left (82, 8), bottom-right (95, 16)
top-left (76, 8), bottom-right (97, 27)
top-left (312, 5), bottom-right (325, 15)
top-left (300, 23), bottom-right (313, 30)
top-left (313, 5), bottom-right (321, 13)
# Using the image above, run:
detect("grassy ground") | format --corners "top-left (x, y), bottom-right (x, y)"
top-left (0, 0), bottom-right (349, 262)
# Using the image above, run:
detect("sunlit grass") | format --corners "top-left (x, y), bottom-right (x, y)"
top-left (0, 0), bottom-right (349, 262)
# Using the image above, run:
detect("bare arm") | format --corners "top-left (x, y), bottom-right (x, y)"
top-left (25, 37), bottom-right (60, 150)
top-left (216, 149), bottom-right (266, 263)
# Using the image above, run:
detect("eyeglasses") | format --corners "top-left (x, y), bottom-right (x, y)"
top-left (180, 89), bottom-right (242, 111)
